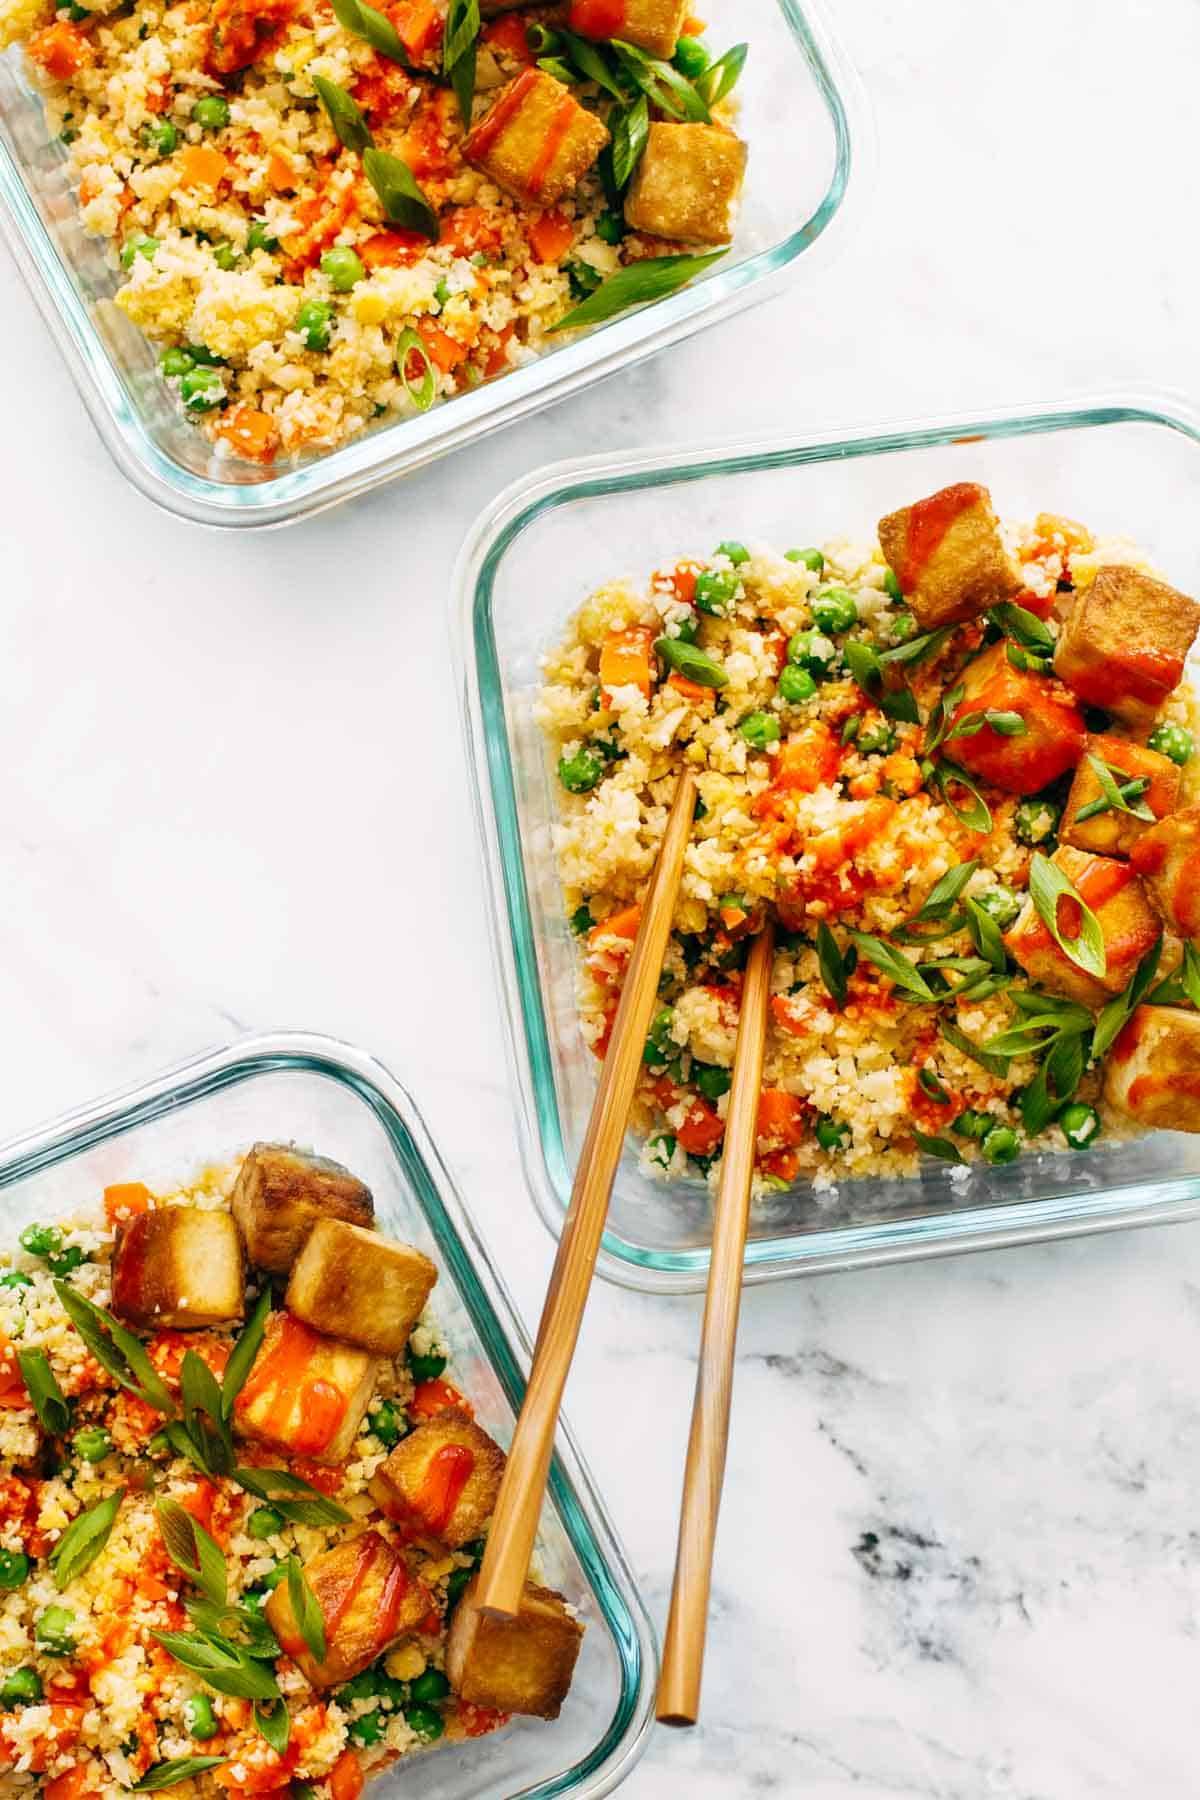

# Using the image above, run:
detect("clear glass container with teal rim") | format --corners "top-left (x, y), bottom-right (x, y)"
top-left (455, 393), bottom-right (1200, 1293)
top-left (0, 1032), bottom-right (656, 1797)
top-left (0, 0), bottom-right (867, 528)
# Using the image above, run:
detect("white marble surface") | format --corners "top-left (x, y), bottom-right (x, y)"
top-left (4, 0), bottom-right (1200, 1793)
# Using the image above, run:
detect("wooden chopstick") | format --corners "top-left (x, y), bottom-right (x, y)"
top-left (656, 920), bottom-right (775, 1726)
top-left (475, 769), bottom-right (699, 1619)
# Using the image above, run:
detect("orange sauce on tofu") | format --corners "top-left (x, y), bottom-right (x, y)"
top-left (237, 1315), bottom-right (348, 1455)
top-left (527, 93), bottom-right (578, 197)
top-left (464, 67), bottom-right (539, 161)
top-left (1072, 644), bottom-right (1184, 709)
top-left (412, 1444), bottom-right (476, 1537)
top-left (1017, 857), bottom-right (1135, 955)
top-left (899, 483), bottom-right (981, 587)
top-left (1128, 1071), bottom-right (1200, 1109)
top-left (1173, 851), bottom-right (1200, 937)
top-left (323, 1533), bottom-right (385, 1640)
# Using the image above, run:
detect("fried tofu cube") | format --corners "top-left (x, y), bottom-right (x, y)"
top-left (1004, 845), bottom-right (1162, 1008)
top-left (876, 482), bottom-right (1023, 629)
top-left (1103, 1004), bottom-right (1200, 1133)
top-left (231, 1143), bottom-right (374, 1274)
top-left (1130, 802), bottom-right (1200, 942)
top-left (945, 641), bottom-right (1086, 794)
top-left (567, 0), bottom-right (686, 57)
top-left (623, 121), bottom-right (746, 245)
top-left (445, 1576), bottom-right (583, 1719)
top-left (111, 1208), bottom-right (244, 1330)
top-left (368, 1407), bottom-right (505, 1548)
top-left (464, 69), bottom-right (609, 207)
top-left (1053, 566), bottom-right (1200, 730)
top-left (265, 1529), bottom-right (431, 1689)
top-left (234, 1311), bottom-right (377, 1465)
top-left (285, 1220), bottom-right (437, 1357)
top-left (1060, 732), bottom-right (1181, 858)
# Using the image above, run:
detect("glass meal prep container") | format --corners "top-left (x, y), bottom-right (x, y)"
top-left (0, 0), bottom-right (864, 529)
top-left (456, 394), bottom-right (1200, 1294)
top-left (0, 1032), bottom-right (656, 1799)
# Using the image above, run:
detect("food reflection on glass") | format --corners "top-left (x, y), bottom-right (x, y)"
top-left (537, 485), bottom-right (1200, 1193)
top-left (0, 0), bottom-right (747, 462)
top-left (0, 1144), bottom-right (583, 1795)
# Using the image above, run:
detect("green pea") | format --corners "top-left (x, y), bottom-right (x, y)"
top-left (694, 1064), bottom-right (731, 1103)
top-left (48, 1246), bottom-right (85, 1277)
top-left (981, 1124), bottom-right (1020, 1166)
top-left (569, 905), bottom-right (593, 936)
top-left (409, 1667), bottom-right (450, 1703)
top-left (296, 298), bottom-right (334, 352)
top-left (20, 1223), bottom-right (61, 1258)
top-left (1059, 1102), bottom-right (1100, 1150)
top-left (246, 219), bottom-right (280, 253)
top-left (407, 1348), bottom-right (447, 1384)
top-left (0, 1550), bottom-right (30, 1589)
top-left (73, 1427), bottom-right (112, 1464)
top-left (643, 1006), bottom-right (676, 1067)
top-left (338, 1668), bottom-right (380, 1703)
top-left (185, 343), bottom-right (225, 365)
top-left (856, 719), bottom-right (895, 756)
top-left (0, 1271), bottom-right (33, 1291)
top-left (1148, 722), bottom-right (1193, 767)
top-left (247, 1506), bottom-right (284, 1539)
top-left (1014, 797), bottom-right (1060, 847)
top-left (141, 118), bottom-right (178, 156)
top-left (160, 346), bottom-right (194, 378)
top-left (0, 1666), bottom-right (42, 1706)
top-left (669, 609), bottom-right (700, 645)
top-left (951, 1109), bottom-right (992, 1139)
top-left (193, 95), bottom-right (230, 129)
top-left (369, 1400), bottom-right (403, 1447)
top-left (786, 629), bottom-right (837, 677)
top-left (558, 746), bottom-right (605, 793)
top-left (405, 1702), bottom-right (444, 1742)
top-left (693, 570), bottom-right (739, 617)
top-left (180, 366), bottom-right (225, 412)
top-left (785, 547), bottom-right (824, 574)
top-left (739, 711), bottom-right (781, 750)
top-left (975, 884), bottom-right (1021, 930)
top-left (261, 1562), bottom-right (288, 1591)
top-left (212, 241), bottom-right (238, 270)
top-left (811, 587), bottom-right (858, 634)
top-left (672, 33), bottom-right (710, 75)
top-left (778, 665), bottom-right (817, 705)
top-left (883, 567), bottom-right (904, 603)
top-left (36, 1605), bottom-right (76, 1655)
top-left (349, 1709), bottom-right (385, 1747)
top-left (890, 609), bottom-right (917, 641)
top-left (645, 1132), bottom-right (676, 1172)
top-left (321, 246), bottom-right (365, 292)
top-left (815, 1117), bottom-right (849, 1151)
top-left (119, 231), bottom-right (160, 271)
top-left (184, 1694), bottom-right (218, 1740)
top-left (715, 539), bottom-right (749, 566)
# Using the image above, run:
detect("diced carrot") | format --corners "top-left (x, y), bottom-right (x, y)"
top-left (482, 10), bottom-right (532, 59)
top-left (589, 902), bottom-right (641, 943)
top-left (266, 146), bottom-right (296, 191)
top-left (28, 20), bottom-right (92, 79)
top-left (666, 671), bottom-right (713, 706)
top-left (329, 1751), bottom-right (364, 1800)
top-left (599, 625), bottom-right (655, 702)
top-left (0, 1334), bottom-right (27, 1408)
top-left (527, 209), bottom-right (575, 264)
top-left (359, 228), bottom-right (427, 268)
top-left (409, 1378), bottom-right (471, 1421)
top-left (212, 404), bottom-right (280, 465)
top-left (440, 204), bottom-right (504, 257)
top-left (417, 316), bottom-right (470, 373)
top-left (670, 565), bottom-right (697, 605)
top-left (682, 13), bottom-right (706, 33)
top-left (457, 1701), bottom-right (511, 1736)
top-left (399, 88), bottom-right (456, 178)
top-left (207, 0), bottom-right (296, 74)
top-left (756, 1088), bottom-right (808, 1148)
top-left (655, 1079), bottom-right (725, 1156)
top-left (484, 322), bottom-right (515, 377)
top-left (759, 1148), bottom-right (799, 1182)
top-left (770, 722), bottom-right (840, 793)
top-left (178, 144), bottom-right (229, 191)
top-left (103, 1182), bottom-right (153, 1226)
top-left (388, 0), bottom-right (442, 58)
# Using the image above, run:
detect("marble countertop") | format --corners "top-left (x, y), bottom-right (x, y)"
top-left (4, 0), bottom-right (1200, 1793)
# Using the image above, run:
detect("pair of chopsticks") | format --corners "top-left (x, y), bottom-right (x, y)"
top-left (476, 768), bottom-right (772, 1727)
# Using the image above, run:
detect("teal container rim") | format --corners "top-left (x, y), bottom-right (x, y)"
top-left (0, 0), bottom-right (868, 528)
top-left (0, 1032), bottom-right (656, 1798)
top-left (453, 390), bottom-right (1200, 1293)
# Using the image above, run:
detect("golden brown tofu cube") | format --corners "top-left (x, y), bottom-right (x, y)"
top-left (265, 1529), bottom-right (431, 1689)
top-left (1004, 845), bottom-right (1162, 1008)
top-left (464, 69), bottom-right (608, 207)
top-left (445, 1576), bottom-right (583, 1719)
top-left (876, 482), bottom-right (1023, 629)
top-left (947, 640), bottom-right (1086, 795)
top-left (1053, 566), bottom-right (1200, 730)
top-left (369, 1407), bottom-right (505, 1548)
top-left (1061, 732), bottom-right (1181, 858)
top-left (111, 1208), bottom-right (244, 1330)
top-left (285, 1219), bottom-right (437, 1358)
top-left (623, 121), bottom-right (746, 245)
top-left (567, 0), bottom-right (686, 58)
top-left (233, 1311), bottom-right (377, 1465)
top-left (1130, 802), bottom-right (1200, 942)
top-left (1104, 1004), bottom-right (1200, 1133)
top-left (231, 1143), bottom-right (374, 1275)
